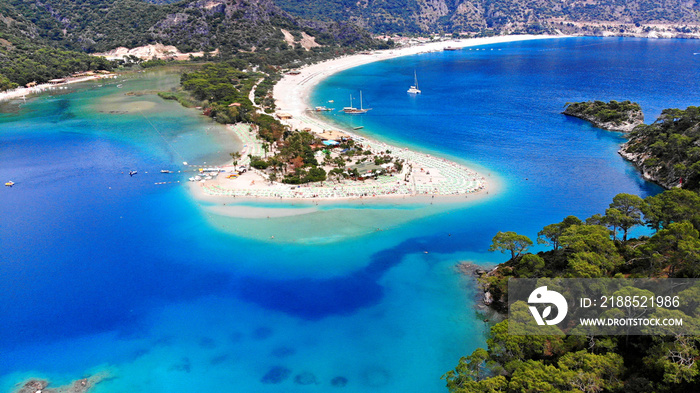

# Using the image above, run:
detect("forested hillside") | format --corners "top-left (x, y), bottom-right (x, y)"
top-left (3, 0), bottom-right (170, 51)
top-left (445, 189), bottom-right (700, 392)
top-left (2, 0), bottom-right (377, 53)
top-left (0, 0), bottom-right (381, 88)
top-left (0, 1), bottom-right (113, 87)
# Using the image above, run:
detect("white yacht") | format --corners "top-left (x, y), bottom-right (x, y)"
top-left (407, 70), bottom-right (421, 94)
top-left (342, 91), bottom-right (372, 114)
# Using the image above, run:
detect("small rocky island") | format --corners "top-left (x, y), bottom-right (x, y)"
top-left (563, 100), bottom-right (644, 132)
top-left (15, 373), bottom-right (107, 393)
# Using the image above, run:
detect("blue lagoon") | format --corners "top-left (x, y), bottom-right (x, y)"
top-left (1, 37), bottom-right (699, 392)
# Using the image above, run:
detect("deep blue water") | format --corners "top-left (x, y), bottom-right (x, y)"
top-left (312, 37), bottom-right (691, 240)
top-left (1, 38), bottom-right (699, 392)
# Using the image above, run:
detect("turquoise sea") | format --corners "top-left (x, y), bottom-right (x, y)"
top-left (1, 37), bottom-right (699, 392)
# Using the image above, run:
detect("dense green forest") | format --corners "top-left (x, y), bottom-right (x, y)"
top-left (176, 60), bottom-right (260, 121)
top-left (444, 188), bottom-right (700, 392)
top-left (620, 106), bottom-right (700, 190)
top-left (3, 0), bottom-right (171, 52)
top-left (1, 0), bottom-right (379, 53)
top-left (0, 0), bottom-right (384, 90)
top-left (0, 1), bottom-right (113, 87)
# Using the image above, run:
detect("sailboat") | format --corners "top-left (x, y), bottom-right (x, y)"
top-left (342, 91), bottom-right (372, 114)
top-left (407, 70), bottom-right (421, 94)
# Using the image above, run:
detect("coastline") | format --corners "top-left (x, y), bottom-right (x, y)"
top-left (189, 176), bottom-right (499, 218)
top-left (193, 35), bottom-right (558, 205)
top-left (2, 36), bottom-right (697, 393)
top-left (0, 74), bottom-right (116, 103)
top-left (193, 123), bottom-right (491, 203)
top-left (273, 34), bottom-right (565, 116)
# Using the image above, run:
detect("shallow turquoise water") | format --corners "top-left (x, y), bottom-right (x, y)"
top-left (1, 38), bottom-right (698, 392)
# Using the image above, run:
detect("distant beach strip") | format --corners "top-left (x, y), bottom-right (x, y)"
top-left (196, 35), bottom-right (562, 201)
top-left (0, 72), bottom-right (118, 102)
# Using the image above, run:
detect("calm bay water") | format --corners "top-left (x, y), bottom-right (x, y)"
top-left (1, 38), bottom-right (698, 392)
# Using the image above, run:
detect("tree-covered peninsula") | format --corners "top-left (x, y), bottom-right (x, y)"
top-left (562, 102), bottom-right (700, 190)
top-left (456, 104), bottom-right (700, 391)
top-left (445, 188), bottom-right (700, 392)
top-left (563, 100), bottom-right (644, 132)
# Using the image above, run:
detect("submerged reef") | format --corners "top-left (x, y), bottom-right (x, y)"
top-left (16, 372), bottom-right (108, 393)
top-left (261, 366), bottom-right (291, 384)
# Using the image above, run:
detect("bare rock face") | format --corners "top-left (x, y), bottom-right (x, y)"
top-left (95, 43), bottom-right (219, 61)
top-left (483, 291), bottom-right (494, 306)
top-left (617, 145), bottom-right (678, 189)
top-left (416, 0), bottom-right (451, 29)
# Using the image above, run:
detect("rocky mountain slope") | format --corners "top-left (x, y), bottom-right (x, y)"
top-left (1, 0), bottom-right (377, 53)
top-left (274, 0), bottom-right (700, 36)
top-left (0, 0), bottom-right (380, 87)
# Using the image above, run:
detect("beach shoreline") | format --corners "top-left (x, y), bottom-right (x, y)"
top-left (191, 35), bottom-right (559, 206)
top-left (273, 34), bottom-right (565, 117)
top-left (0, 35), bottom-right (555, 209)
top-left (190, 122), bottom-right (495, 204)
top-left (189, 175), bottom-right (500, 218)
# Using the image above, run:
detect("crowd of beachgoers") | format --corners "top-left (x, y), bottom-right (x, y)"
top-left (195, 123), bottom-right (486, 200)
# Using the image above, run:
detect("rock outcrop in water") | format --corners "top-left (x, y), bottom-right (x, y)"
top-left (563, 100), bottom-right (644, 132)
top-left (15, 373), bottom-right (107, 393)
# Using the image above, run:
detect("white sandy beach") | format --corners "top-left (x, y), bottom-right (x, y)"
top-left (0, 35), bottom-right (557, 211)
top-left (273, 35), bottom-right (563, 117)
top-left (194, 122), bottom-right (489, 200)
top-left (194, 35), bottom-right (563, 206)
